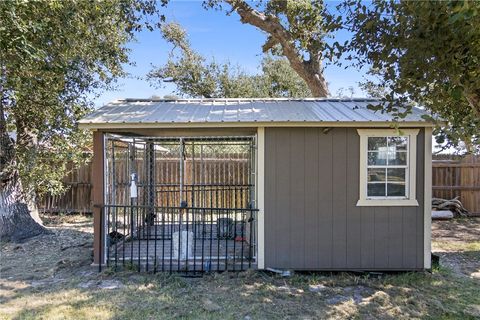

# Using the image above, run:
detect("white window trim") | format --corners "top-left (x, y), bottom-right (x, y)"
top-left (357, 129), bottom-right (419, 207)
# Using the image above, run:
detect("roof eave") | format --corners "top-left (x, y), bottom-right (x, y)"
top-left (78, 120), bottom-right (436, 131)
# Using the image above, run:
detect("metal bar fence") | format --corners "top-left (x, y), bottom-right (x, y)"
top-left (97, 135), bottom-right (257, 273)
top-left (101, 204), bottom-right (258, 274)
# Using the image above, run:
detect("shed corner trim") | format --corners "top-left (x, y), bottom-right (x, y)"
top-left (424, 127), bottom-right (433, 269)
top-left (256, 127), bottom-right (266, 269)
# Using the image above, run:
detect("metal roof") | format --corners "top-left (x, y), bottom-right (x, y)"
top-left (79, 98), bottom-right (433, 129)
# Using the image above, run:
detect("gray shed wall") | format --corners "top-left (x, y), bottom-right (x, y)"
top-left (264, 127), bottom-right (425, 270)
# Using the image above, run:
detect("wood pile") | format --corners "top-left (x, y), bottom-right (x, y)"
top-left (432, 196), bottom-right (470, 217)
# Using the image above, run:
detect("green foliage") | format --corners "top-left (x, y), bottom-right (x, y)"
top-left (148, 22), bottom-right (311, 98)
top-left (333, 0), bottom-right (480, 152)
top-left (262, 0), bottom-right (326, 56)
top-left (147, 22), bottom-right (255, 98)
top-left (260, 56), bottom-right (312, 97)
top-left (0, 0), bottom-right (161, 195)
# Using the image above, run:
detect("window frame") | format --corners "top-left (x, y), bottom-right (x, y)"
top-left (357, 129), bottom-right (419, 207)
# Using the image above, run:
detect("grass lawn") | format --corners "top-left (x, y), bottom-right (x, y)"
top-left (1, 215), bottom-right (479, 319)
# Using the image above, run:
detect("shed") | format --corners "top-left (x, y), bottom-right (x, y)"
top-left (79, 98), bottom-right (433, 272)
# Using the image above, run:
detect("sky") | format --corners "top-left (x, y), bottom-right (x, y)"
top-left (95, 1), bottom-right (367, 107)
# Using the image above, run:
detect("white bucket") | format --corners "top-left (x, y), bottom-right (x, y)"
top-left (172, 230), bottom-right (194, 260)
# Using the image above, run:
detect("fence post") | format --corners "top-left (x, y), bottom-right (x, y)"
top-left (92, 131), bottom-right (105, 266)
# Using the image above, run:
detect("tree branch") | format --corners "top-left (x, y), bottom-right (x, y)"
top-left (465, 93), bottom-right (480, 119)
top-left (262, 36), bottom-right (278, 53)
top-left (225, 0), bottom-right (329, 97)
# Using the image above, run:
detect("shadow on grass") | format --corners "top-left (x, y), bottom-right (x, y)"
top-left (5, 267), bottom-right (480, 320)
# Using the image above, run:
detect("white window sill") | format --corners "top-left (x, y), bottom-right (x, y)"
top-left (356, 199), bottom-right (419, 207)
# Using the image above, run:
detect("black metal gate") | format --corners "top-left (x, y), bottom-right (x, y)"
top-left (100, 135), bottom-right (257, 273)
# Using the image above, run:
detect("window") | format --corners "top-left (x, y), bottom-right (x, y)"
top-left (357, 129), bottom-right (419, 206)
top-left (367, 136), bottom-right (408, 198)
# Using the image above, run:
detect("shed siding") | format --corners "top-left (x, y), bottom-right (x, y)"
top-left (264, 127), bottom-right (425, 270)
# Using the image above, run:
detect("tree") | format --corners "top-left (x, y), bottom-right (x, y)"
top-left (0, 0), bottom-right (161, 241)
top-left (148, 22), bottom-right (311, 98)
top-left (333, 86), bottom-right (356, 99)
top-left (336, 0), bottom-right (480, 152)
top-left (206, 0), bottom-right (479, 150)
top-left (148, 22), bottom-right (258, 98)
top-left (205, 0), bottom-right (330, 97)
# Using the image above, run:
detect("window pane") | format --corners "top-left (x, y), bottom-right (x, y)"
top-left (367, 168), bottom-right (386, 197)
top-left (387, 168), bottom-right (406, 197)
top-left (387, 168), bottom-right (406, 182)
top-left (368, 151), bottom-right (387, 165)
top-left (388, 151), bottom-right (407, 165)
top-left (388, 137), bottom-right (408, 151)
top-left (368, 183), bottom-right (386, 197)
top-left (368, 168), bottom-right (386, 182)
top-left (387, 183), bottom-right (406, 197)
top-left (368, 137), bottom-right (387, 151)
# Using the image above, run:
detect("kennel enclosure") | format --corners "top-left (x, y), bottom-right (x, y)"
top-left (99, 135), bottom-right (257, 272)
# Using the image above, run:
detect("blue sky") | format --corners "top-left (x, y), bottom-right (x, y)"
top-left (96, 1), bottom-right (367, 107)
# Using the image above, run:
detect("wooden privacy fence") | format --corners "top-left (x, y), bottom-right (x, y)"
top-left (38, 162), bottom-right (92, 214)
top-left (432, 154), bottom-right (480, 216)
top-left (105, 157), bottom-right (251, 209)
top-left (39, 154), bottom-right (480, 215)
top-left (38, 156), bottom-right (251, 214)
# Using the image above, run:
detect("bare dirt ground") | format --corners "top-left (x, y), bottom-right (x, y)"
top-left (432, 218), bottom-right (480, 279)
top-left (1, 215), bottom-right (479, 319)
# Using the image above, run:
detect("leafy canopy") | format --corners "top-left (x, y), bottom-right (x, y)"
top-left (0, 0), bottom-right (162, 195)
top-left (148, 22), bottom-right (311, 98)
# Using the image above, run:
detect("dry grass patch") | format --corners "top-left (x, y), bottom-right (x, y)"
top-left (1, 215), bottom-right (479, 319)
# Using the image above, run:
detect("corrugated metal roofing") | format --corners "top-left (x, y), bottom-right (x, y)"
top-left (79, 98), bottom-right (432, 128)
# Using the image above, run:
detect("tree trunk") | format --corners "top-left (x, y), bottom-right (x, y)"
top-left (465, 92), bottom-right (480, 119)
top-left (0, 88), bottom-right (49, 242)
top-left (0, 179), bottom-right (48, 242)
